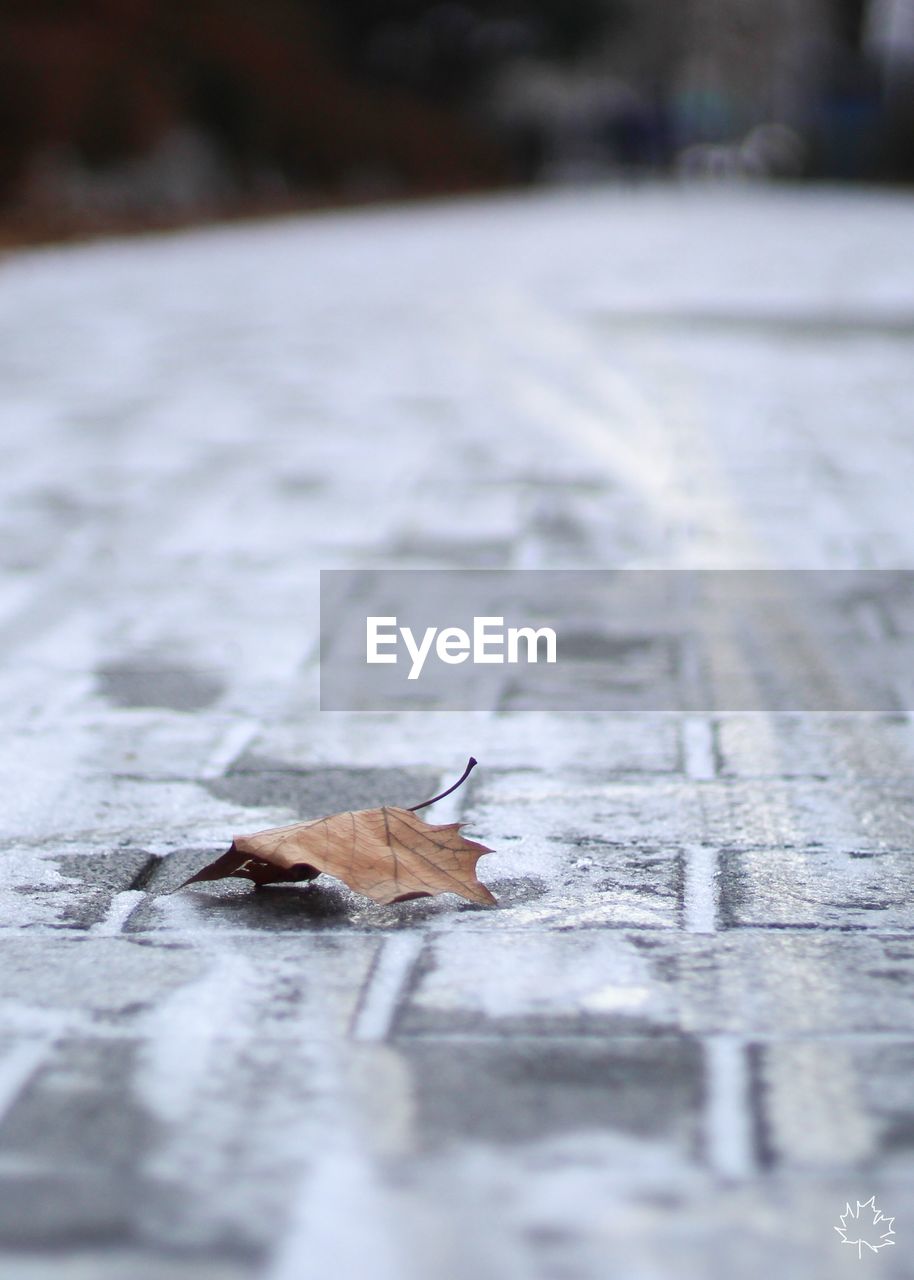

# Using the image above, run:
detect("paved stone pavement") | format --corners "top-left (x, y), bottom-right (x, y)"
top-left (1, 185), bottom-right (914, 1280)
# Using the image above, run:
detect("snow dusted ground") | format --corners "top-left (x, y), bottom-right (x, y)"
top-left (0, 183), bottom-right (913, 1279)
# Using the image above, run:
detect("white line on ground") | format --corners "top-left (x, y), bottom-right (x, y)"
top-left (89, 889), bottom-right (147, 936)
top-left (419, 773), bottom-right (467, 827)
top-left (682, 824), bottom-right (756, 1176)
top-left (0, 1041), bottom-right (49, 1124)
top-left (704, 1036), bottom-right (756, 1180)
top-left (682, 716), bottom-right (716, 780)
top-left (200, 720), bottom-right (258, 780)
top-left (681, 720), bottom-right (719, 932)
top-left (682, 843), bottom-right (718, 934)
top-left (268, 1149), bottom-right (407, 1280)
top-left (350, 934), bottom-right (424, 1043)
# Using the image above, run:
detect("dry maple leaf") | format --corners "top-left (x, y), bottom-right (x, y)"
top-left (179, 757), bottom-right (495, 906)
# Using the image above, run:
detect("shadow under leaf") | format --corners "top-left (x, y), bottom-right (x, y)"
top-left (181, 881), bottom-right (354, 928)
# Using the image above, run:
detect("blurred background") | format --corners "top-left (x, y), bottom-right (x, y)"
top-left (1, 0), bottom-right (912, 244)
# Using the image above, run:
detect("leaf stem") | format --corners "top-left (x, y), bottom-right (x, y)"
top-left (408, 757), bottom-right (478, 812)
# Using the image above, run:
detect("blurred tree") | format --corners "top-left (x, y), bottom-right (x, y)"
top-left (0, 0), bottom-right (505, 220)
top-left (834, 0), bottom-right (868, 42)
top-left (0, 0), bottom-right (906, 235)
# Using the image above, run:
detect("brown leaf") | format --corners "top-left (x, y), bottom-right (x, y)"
top-left (180, 758), bottom-right (496, 907)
